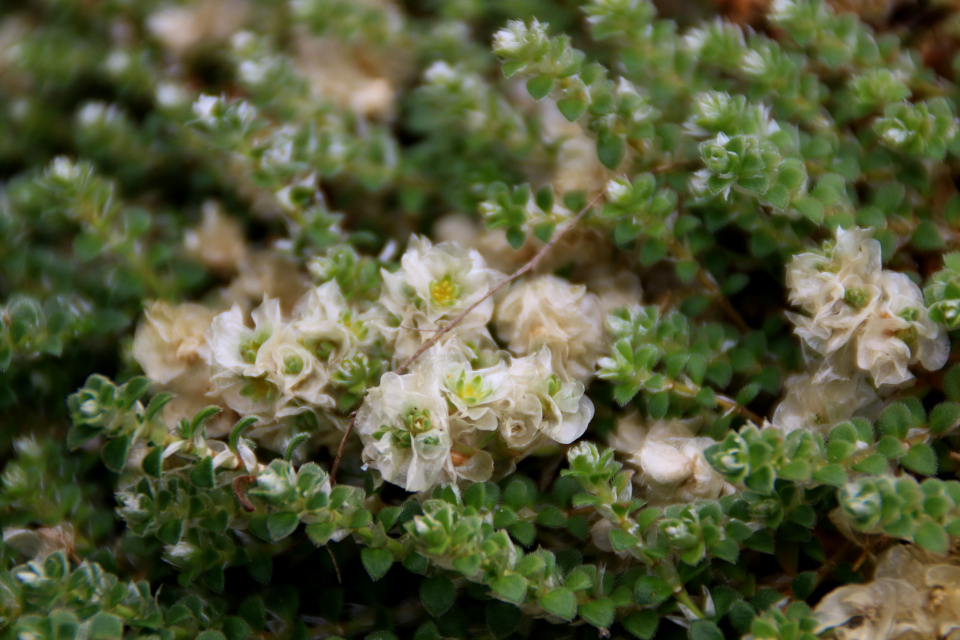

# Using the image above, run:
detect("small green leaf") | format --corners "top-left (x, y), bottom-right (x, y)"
top-left (901, 443), bottom-right (938, 475)
top-left (486, 601), bottom-right (522, 638)
top-left (564, 567), bottom-right (595, 591)
top-left (539, 587), bottom-right (577, 621)
top-left (536, 505), bottom-right (566, 528)
top-left (912, 220), bottom-right (946, 250)
top-left (597, 131), bottom-right (625, 169)
top-left (535, 185), bottom-right (554, 212)
top-left (813, 464), bottom-right (847, 487)
top-left (634, 575), bottom-right (671, 605)
top-left (230, 416), bottom-right (259, 450)
top-left (506, 228), bottom-right (526, 250)
top-left (696, 387), bottom-right (717, 408)
top-left (66, 424), bottom-right (102, 451)
top-left (929, 403), bottom-right (960, 434)
top-left (557, 97), bottom-right (588, 121)
top-left (88, 613), bottom-right (123, 640)
top-left (266, 511), bottom-right (299, 541)
top-left (157, 520), bottom-right (182, 545)
top-left (508, 521), bottom-right (536, 546)
top-left (284, 432), bottom-right (311, 461)
top-left (791, 571), bottom-right (817, 600)
top-left (690, 620), bottom-right (724, 640)
top-left (142, 446), bottom-right (163, 477)
top-left (144, 392), bottom-right (173, 422)
top-left (101, 435), bottom-right (131, 474)
top-left (579, 598), bottom-right (614, 630)
top-left (306, 522), bottom-right (337, 546)
top-left (623, 610), bottom-right (659, 639)
top-left (526, 75), bottom-right (555, 101)
top-left (609, 529), bottom-right (639, 553)
top-left (533, 221), bottom-right (555, 243)
top-left (879, 403), bottom-right (912, 438)
top-left (852, 453), bottom-right (889, 474)
top-left (360, 548), bottom-right (393, 582)
top-left (420, 576), bottom-right (456, 617)
top-left (709, 539), bottom-right (739, 564)
top-left (190, 406), bottom-right (222, 435)
top-left (490, 574), bottom-right (528, 604)
top-left (915, 521), bottom-right (949, 554)
top-left (944, 366), bottom-right (960, 402)
top-left (190, 456), bottom-right (215, 488)
top-left (223, 616), bottom-right (252, 640)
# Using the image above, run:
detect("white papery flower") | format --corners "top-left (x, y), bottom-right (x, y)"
top-left (771, 372), bottom-right (880, 435)
top-left (786, 227), bottom-right (883, 356)
top-left (379, 235), bottom-right (504, 362)
top-left (192, 94), bottom-right (221, 125)
top-left (293, 281), bottom-right (359, 364)
top-left (356, 364), bottom-right (453, 492)
top-left (209, 300), bottom-right (281, 377)
top-left (875, 546), bottom-right (960, 640)
top-left (132, 301), bottom-right (215, 385)
top-left (208, 299), bottom-right (332, 417)
top-left (814, 578), bottom-right (930, 640)
top-left (609, 415), bottom-right (733, 506)
top-left (494, 274), bottom-right (604, 382)
top-left (184, 201), bottom-right (247, 272)
top-left (439, 340), bottom-right (511, 434)
top-left (500, 348), bottom-right (594, 450)
top-left (855, 272), bottom-right (949, 387)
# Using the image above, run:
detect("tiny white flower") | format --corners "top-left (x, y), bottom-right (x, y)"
top-left (192, 94), bottom-right (221, 125)
top-left (605, 177), bottom-right (632, 204)
top-left (155, 82), bottom-right (187, 108)
top-left (132, 300), bottom-right (215, 385)
top-left (771, 372), bottom-right (879, 435)
top-left (494, 274), bottom-right (604, 381)
top-left (379, 235), bottom-right (504, 362)
top-left (356, 364), bottom-right (453, 492)
top-left (609, 415), bottom-right (733, 506)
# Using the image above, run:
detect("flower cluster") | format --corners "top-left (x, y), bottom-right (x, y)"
top-left (357, 240), bottom-right (598, 492)
top-left (777, 226), bottom-right (948, 434)
top-left (814, 544), bottom-right (960, 640)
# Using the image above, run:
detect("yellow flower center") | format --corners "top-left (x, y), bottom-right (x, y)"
top-left (430, 275), bottom-right (461, 306)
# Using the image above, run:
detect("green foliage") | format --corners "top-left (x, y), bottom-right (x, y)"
top-left (5, 0), bottom-right (960, 636)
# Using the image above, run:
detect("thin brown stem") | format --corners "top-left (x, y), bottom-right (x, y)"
top-left (330, 413), bottom-right (356, 485)
top-left (233, 475), bottom-right (257, 512)
top-left (668, 237), bottom-right (751, 333)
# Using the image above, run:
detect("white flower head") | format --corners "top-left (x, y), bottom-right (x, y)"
top-left (439, 340), bottom-right (511, 434)
top-left (610, 415), bottom-right (732, 506)
top-left (356, 365), bottom-right (452, 492)
top-left (501, 348), bottom-right (594, 449)
top-left (424, 61), bottom-right (458, 86)
top-left (771, 372), bottom-right (880, 435)
top-left (133, 301), bottom-right (216, 385)
top-left (379, 235), bottom-right (504, 361)
top-left (605, 177), bottom-right (632, 204)
top-left (786, 227), bottom-right (884, 356)
top-left (192, 94), bottom-right (221, 125)
top-left (184, 201), bottom-right (247, 272)
top-left (855, 271), bottom-right (948, 386)
top-left (494, 274), bottom-right (604, 382)
top-left (155, 82), bottom-right (188, 108)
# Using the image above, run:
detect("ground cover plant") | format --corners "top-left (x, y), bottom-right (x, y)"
top-left (3, 0), bottom-right (960, 638)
